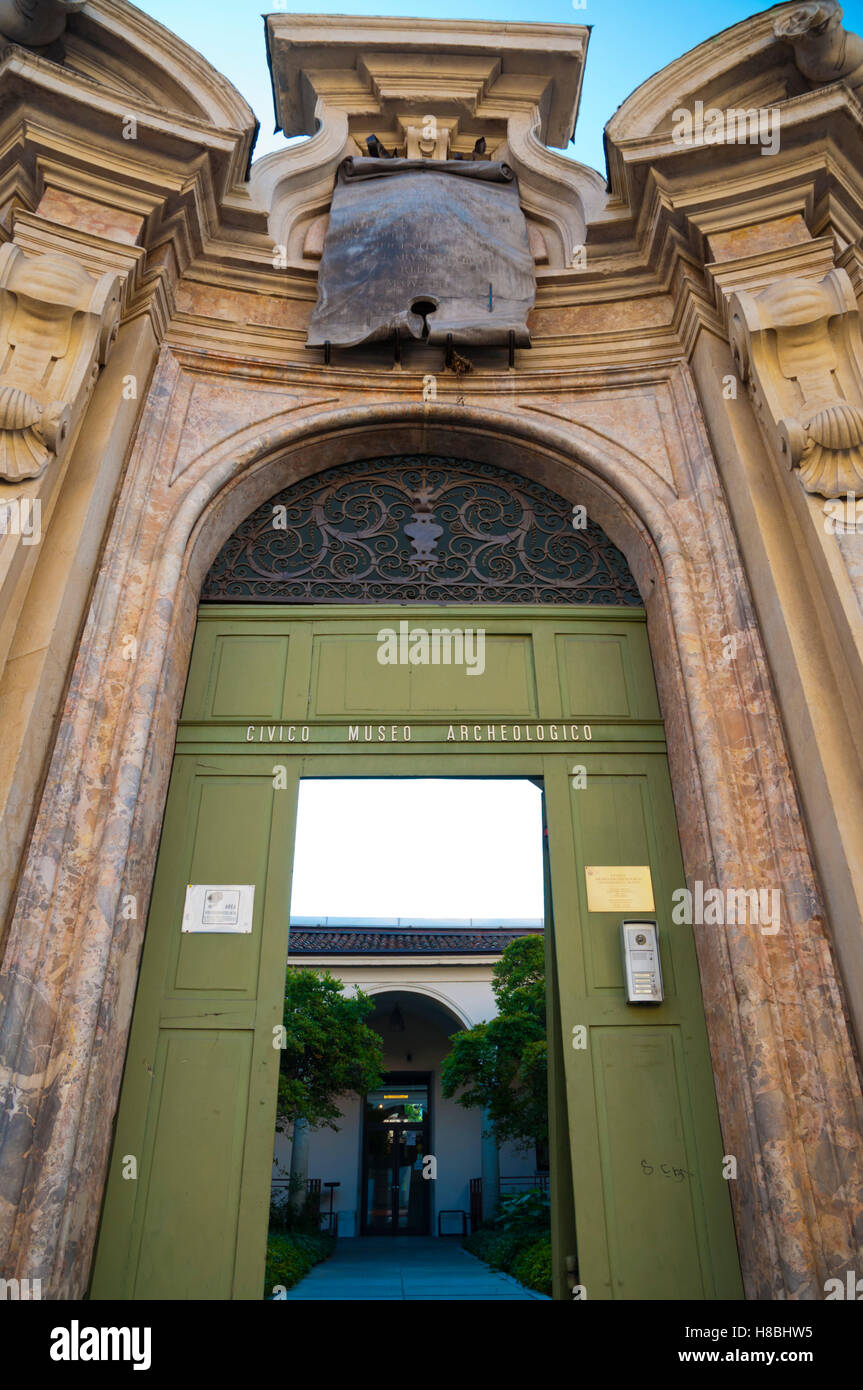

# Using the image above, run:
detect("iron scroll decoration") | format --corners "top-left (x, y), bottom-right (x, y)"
top-left (201, 456), bottom-right (642, 605)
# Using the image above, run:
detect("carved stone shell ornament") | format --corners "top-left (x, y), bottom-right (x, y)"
top-left (0, 384), bottom-right (69, 481)
top-left (779, 400), bottom-right (863, 495)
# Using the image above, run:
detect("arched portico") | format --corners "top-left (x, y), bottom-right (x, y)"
top-left (0, 374), bottom-right (861, 1300)
top-left (274, 983), bottom-right (516, 1240)
top-left (362, 985), bottom-right (474, 1031)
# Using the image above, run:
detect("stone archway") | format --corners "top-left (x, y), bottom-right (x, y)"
top-left (360, 989), bottom-right (488, 1238)
top-left (363, 985), bottom-right (474, 1031)
top-left (1, 393), bottom-right (861, 1299)
top-left (275, 984), bottom-right (480, 1242)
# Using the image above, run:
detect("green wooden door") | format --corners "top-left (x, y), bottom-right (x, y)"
top-left (543, 754), bottom-right (742, 1299)
top-left (90, 605), bottom-right (742, 1300)
top-left (90, 756), bottom-right (299, 1300)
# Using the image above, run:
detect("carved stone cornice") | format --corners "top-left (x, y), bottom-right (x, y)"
top-left (255, 22), bottom-right (600, 276)
top-left (9, 209), bottom-right (178, 341)
top-left (0, 243), bottom-right (119, 482)
top-left (264, 15), bottom-right (588, 150)
top-left (502, 114), bottom-right (602, 267)
top-left (0, 0), bottom-right (270, 312)
top-left (706, 235), bottom-right (836, 310)
top-left (729, 267), bottom-right (863, 495)
top-left (100, 2), bottom-right (863, 376)
top-left (250, 105), bottom-right (352, 271)
top-left (604, 6), bottom-right (804, 214)
top-left (0, 49), bottom-right (256, 218)
top-left (837, 237), bottom-right (863, 299)
top-left (596, 3), bottom-right (863, 300)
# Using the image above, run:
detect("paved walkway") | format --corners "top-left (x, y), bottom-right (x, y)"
top-left (281, 1236), bottom-right (548, 1300)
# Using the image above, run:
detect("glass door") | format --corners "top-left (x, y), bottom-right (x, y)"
top-left (362, 1075), bottom-right (431, 1235)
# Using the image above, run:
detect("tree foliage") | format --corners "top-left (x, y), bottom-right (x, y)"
top-left (276, 968), bottom-right (384, 1131)
top-left (440, 935), bottom-right (547, 1148)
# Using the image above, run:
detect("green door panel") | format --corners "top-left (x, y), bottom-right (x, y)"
top-left (591, 1027), bottom-right (705, 1298)
top-left (310, 629), bottom-right (538, 716)
top-left (555, 624), bottom-right (660, 721)
top-left (544, 750), bottom-right (743, 1300)
top-left (180, 620), bottom-right (296, 723)
top-left (131, 1029), bottom-right (254, 1299)
top-left (91, 605), bottom-right (742, 1301)
top-left (91, 756), bottom-right (298, 1300)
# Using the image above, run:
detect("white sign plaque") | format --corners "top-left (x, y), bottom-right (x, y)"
top-left (182, 884), bottom-right (255, 933)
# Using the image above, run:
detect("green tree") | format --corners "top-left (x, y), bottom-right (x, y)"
top-left (441, 935), bottom-right (546, 1148)
top-left (276, 968), bottom-right (384, 1213)
top-left (276, 967), bottom-right (384, 1132)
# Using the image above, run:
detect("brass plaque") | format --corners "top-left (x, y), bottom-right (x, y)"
top-left (585, 865), bottom-right (655, 913)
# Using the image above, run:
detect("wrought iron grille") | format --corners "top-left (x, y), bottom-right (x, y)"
top-left (201, 456), bottom-right (642, 605)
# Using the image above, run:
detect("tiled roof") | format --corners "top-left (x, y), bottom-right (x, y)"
top-left (288, 926), bottom-right (543, 955)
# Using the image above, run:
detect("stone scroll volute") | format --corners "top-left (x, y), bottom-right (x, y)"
top-left (773, 1), bottom-right (863, 92)
top-left (0, 245), bottom-right (121, 484)
top-left (729, 268), bottom-right (863, 497)
top-left (0, 1), bottom-right (86, 48)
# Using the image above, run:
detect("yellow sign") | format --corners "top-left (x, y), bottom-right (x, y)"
top-left (585, 865), bottom-right (655, 913)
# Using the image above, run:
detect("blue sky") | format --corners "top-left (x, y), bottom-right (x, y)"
top-left (135, 0), bottom-right (863, 175)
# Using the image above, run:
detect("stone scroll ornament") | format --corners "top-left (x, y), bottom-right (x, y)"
top-left (0, 1), bottom-right (85, 46)
top-left (729, 269), bottom-right (863, 497)
top-left (306, 157), bottom-right (535, 349)
top-left (0, 246), bottom-right (121, 483)
top-left (773, 1), bottom-right (863, 93)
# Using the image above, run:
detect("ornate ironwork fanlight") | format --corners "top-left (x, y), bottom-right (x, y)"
top-left (201, 455), bottom-right (642, 606)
